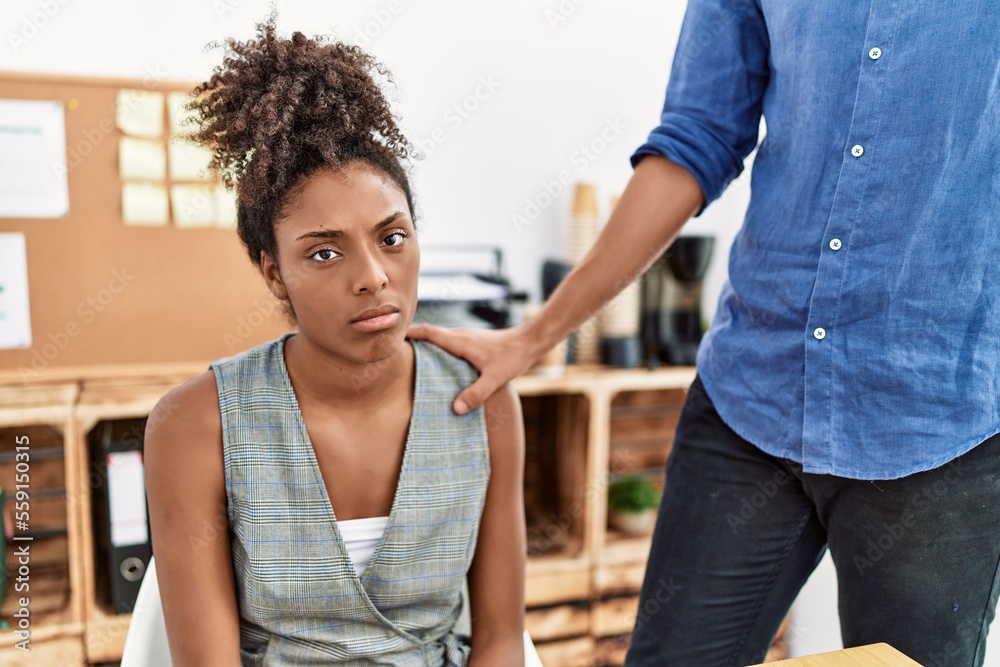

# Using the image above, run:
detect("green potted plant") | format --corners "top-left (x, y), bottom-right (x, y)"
top-left (607, 474), bottom-right (662, 536)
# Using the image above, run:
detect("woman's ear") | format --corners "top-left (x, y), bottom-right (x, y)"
top-left (260, 251), bottom-right (290, 301)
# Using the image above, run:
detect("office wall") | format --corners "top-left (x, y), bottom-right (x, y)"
top-left (0, 0), bottom-right (750, 323)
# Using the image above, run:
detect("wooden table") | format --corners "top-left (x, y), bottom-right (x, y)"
top-left (748, 642), bottom-right (923, 666)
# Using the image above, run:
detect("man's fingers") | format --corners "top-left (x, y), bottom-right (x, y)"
top-left (407, 323), bottom-right (458, 351)
top-left (405, 322), bottom-right (435, 340)
top-left (453, 376), bottom-right (497, 415)
top-left (406, 325), bottom-right (519, 413)
top-left (407, 323), bottom-right (478, 363)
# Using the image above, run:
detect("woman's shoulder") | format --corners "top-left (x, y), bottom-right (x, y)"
top-left (147, 334), bottom-right (280, 467)
top-left (148, 370), bottom-right (222, 453)
top-left (154, 332), bottom-right (283, 433)
top-left (146, 335), bottom-right (288, 448)
top-left (412, 337), bottom-right (479, 384)
top-left (144, 370), bottom-right (227, 523)
top-left (209, 332), bottom-right (288, 375)
top-left (412, 337), bottom-right (522, 441)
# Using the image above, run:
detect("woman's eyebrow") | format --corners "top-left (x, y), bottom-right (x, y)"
top-left (295, 211), bottom-right (406, 241)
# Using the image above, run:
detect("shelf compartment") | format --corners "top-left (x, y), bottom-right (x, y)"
top-left (83, 605), bottom-right (131, 663)
top-left (0, 424), bottom-right (76, 653)
top-left (608, 387), bottom-right (685, 477)
top-left (75, 380), bottom-right (179, 666)
top-left (2, 635), bottom-right (85, 666)
top-left (594, 561), bottom-right (648, 597)
top-left (594, 634), bottom-right (631, 667)
top-left (534, 635), bottom-right (596, 667)
top-left (522, 393), bottom-right (589, 562)
top-left (598, 387), bottom-right (686, 570)
top-left (592, 593), bottom-right (639, 638)
top-left (526, 557), bottom-right (591, 607)
top-left (525, 600), bottom-right (591, 643)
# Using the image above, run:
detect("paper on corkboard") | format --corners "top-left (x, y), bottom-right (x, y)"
top-left (167, 140), bottom-right (212, 181)
top-left (116, 89), bottom-right (163, 138)
top-left (119, 137), bottom-right (166, 181)
top-left (0, 232), bottom-right (32, 349)
top-left (122, 182), bottom-right (168, 226)
top-left (170, 183), bottom-right (216, 228)
top-left (0, 99), bottom-right (70, 218)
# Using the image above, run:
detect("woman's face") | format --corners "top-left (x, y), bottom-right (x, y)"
top-left (262, 162), bottom-right (419, 365)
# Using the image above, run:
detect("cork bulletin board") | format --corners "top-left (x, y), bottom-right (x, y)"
top-left (0, 71), bottom-right (289, 379)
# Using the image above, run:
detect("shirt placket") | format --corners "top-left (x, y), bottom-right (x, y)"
top-left (801, 0), bottom-right (899, 473)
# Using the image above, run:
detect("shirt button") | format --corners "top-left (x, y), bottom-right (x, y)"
top-left (851, 144), bottom-right (865, 157)
top-left (869, 47), bottom-right (882, 60)
top-left (813, 327), bottom-right (827, 340)
top-left (829, 238), bottom-right (842, 250)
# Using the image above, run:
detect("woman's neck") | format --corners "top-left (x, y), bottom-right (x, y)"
top-left (283, 332), bottom-right (414, 407)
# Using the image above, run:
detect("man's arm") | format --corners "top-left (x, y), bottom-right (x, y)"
top-left (466, 383), bottom-right (527, 666)
top-left (408, 1), bottom-right (770, 415)
top-left (522, 155), bottom-right (703, 363)
top-left (144, 372), bottom-right (243, 666)
top-left (408, 155), bottom-right (703, 413)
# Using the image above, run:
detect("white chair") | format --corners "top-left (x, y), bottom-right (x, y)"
top-left (122, 555), bottom-right (544, 666)
top-left (120, 555), bottom-right (171, 667)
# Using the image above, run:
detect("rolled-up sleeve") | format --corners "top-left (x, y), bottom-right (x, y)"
top-left (631, 0), bottom-right (770, 215)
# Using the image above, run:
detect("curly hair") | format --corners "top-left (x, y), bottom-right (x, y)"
top-left (184, 11), bottom-right (415, 270)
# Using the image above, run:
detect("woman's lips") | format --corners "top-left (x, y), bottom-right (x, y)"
top-left (349, 311), bottom-right (400, 332)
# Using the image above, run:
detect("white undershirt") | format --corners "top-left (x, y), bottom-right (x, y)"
top-left (337, 516), bottom-right (389, 577)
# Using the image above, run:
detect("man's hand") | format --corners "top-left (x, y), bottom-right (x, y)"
top-left (410, 156), bottom-right (703, 416)
top-left (406, 323), bottom-right (544, 415)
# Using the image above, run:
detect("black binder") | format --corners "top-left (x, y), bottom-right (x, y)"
top-left (87, 418), bottom-right (152, 614)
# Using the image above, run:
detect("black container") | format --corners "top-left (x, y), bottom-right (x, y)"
top-left (87, 418), bottom-right (152, 614)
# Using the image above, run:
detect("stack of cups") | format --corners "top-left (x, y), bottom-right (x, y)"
top-left (525, 303), bottom-right (568, 378)
top-left (599, 195), bottom-right (642, 367)
top-left (567, 183), bottom-right (602, 365)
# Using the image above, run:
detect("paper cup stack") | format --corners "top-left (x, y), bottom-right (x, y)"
top-left (567, 183), bottom-right (602, 365)
top-left (599, 195), bottom-right (642, 367)
top-left (600, 196), bottom-right (641, 337)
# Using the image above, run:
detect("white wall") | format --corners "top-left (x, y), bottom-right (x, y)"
top-left (3, 0), bottom-right (995, 662)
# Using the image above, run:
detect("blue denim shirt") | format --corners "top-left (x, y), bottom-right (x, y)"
top-left (632, 0), bottom-right (1000, 479)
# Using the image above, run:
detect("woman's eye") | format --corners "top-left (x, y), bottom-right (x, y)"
top-left (310, 248), bottom-right (339, 262)
top-left (384, 232), bottom-right (408, 247)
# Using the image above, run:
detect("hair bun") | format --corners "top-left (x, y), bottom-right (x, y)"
top-left (186, 12), bottom-right (411, 208)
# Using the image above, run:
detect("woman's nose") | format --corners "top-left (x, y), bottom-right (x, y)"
top-left (352, 248), bottom-right (389, 294)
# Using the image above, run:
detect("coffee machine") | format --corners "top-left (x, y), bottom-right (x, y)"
top-left (640, 235), bottom-right (715, 367)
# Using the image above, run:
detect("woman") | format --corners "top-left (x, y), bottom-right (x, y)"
top-left (144, 16), bottom-right (526, 666)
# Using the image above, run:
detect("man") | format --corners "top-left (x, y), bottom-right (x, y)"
top-left (408, 1), bottom-right (1000, 664)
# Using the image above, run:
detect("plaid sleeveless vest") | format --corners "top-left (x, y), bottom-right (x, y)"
top-left (209, 332), bottom-right (490, 665)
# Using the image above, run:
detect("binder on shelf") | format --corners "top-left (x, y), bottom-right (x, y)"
top-left (88, 418), bottom-right (152, 615)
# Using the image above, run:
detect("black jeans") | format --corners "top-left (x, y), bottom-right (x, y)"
top-left (624, 373), bottom-right (1000, 667)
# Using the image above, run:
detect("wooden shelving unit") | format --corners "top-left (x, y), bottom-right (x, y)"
top-left (74, 377), bottom-right (183, 664)
top-left (0, 360), bottom-right (787, 666)
top-left (512, 365), bottom-right (698, 666)
top-left (0, 382), bottom-right (86, 667)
